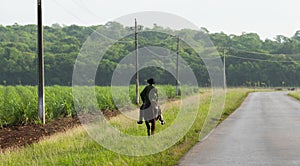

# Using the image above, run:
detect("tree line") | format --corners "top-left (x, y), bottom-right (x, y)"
top-left (1, 22), bottom-right (300, 87)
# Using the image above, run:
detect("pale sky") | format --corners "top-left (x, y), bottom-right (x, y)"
top-left (1, 0), bottom-right (300, 40)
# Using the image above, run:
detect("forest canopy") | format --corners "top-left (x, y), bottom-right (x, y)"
top-left (1, 22), bottom-right (300, 87)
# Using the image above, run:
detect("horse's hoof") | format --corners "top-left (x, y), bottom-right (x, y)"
top-left (161, 121), bottom-right (165, 125)
top-left (137, 121), bottom-right (143, 124)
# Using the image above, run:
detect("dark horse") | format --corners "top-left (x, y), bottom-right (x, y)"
top-left (138, 102), bottom-right (165, 136)
top-left (137, 78), bottom-right (165, 136)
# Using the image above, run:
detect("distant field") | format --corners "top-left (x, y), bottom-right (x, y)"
top-left (0, 85), bottom-right (198, 127)
top-left (0, 88), bottom-right (253, 165)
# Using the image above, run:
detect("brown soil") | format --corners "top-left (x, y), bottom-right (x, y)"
top-left (0, 110), bottom-right (120, 151)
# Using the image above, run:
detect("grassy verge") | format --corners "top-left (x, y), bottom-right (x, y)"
top-left (220, 88), bottom-right (253, 122)
top-left (0, 88), bottom-right (253, 166)
top-left (288, 91), bottom-right (300, 100)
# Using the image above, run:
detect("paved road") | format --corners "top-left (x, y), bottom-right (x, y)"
top-left (178, 92), bottom-right (300, 166)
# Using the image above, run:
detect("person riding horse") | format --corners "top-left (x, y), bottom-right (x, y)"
top-left (137, 78), bottom-right (165, 136)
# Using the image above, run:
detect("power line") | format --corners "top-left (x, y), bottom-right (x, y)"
top-left (143, 47), bottom-right (176, 58)
top-left (227, 54), bottom-right (300, 63)
top-left (72, 0), bottom-right (107, 21)
top-left (50, 1), bottom-right (300, 64)
top-left (220, 46), bottom-right (300, 57)
top-left (52, 0), bottom-right (133, 44)
top-left (218, 47), bottom-right (300, 63)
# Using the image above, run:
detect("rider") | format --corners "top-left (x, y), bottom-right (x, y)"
top-left (137, 78), bottom-right (165, 135)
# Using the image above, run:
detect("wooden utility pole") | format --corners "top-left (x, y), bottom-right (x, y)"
top-left (176, 36), bottom-right (179, 96)
top-left (37, 0), bottom-right (45, 124)
top-left (223, 48), bottom-right (227, 89)
top-left (135, 18), bottom-right (139, 104)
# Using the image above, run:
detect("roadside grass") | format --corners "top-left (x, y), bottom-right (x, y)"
top-left (288, 91), bottom-right (300, 100)
top-left (1, 88), bottom-right (253, 166)
top-left (220, 88), bottom-right (253, 122)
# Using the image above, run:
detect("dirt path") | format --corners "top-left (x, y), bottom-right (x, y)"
top-left (0, 117), bottom-right (80, 150)
top-left (0, 110), bottom-right (120, 151)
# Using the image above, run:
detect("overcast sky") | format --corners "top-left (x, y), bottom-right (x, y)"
top-left (1, 0), bottom-right (299, 40)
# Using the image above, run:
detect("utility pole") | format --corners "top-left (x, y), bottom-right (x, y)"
top-left (176, 36), bottom-right (179, 96)
top-left (223, 48), bottom-right (227, 89)
top-left (37, 0), bottom-right (45, 124)
top-left (135, 18), bottom-right (139, 104)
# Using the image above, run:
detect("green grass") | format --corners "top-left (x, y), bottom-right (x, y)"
top-left (220, 88), bottom-right (253, 122)
top-left (0, 88), bottom-right (253, 166)
top-left (288, 91), bottom-right (300, 100)
top-left (287, 90), bottom-right (300, 103)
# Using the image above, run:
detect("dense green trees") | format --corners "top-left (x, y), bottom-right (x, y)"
top-left (1, 22), bottom-right (300, 87)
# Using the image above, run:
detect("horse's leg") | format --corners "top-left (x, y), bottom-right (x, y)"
top-left (145, 121), bottom-right (151, 136)
top-left (157, 115), bottom-right (162, 121)
top-left (157, 114), bottom-right (165, 125)
top-left (150, 119), bottom-right (156, 135)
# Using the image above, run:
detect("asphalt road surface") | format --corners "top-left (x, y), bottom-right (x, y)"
top-left (178, 92), bottom-right (300, 166)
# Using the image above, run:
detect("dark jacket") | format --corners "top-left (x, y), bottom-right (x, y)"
top-left (140, 85), bottom-right (157, 109)
top-left (139, 85), bottom-right (158, 121)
